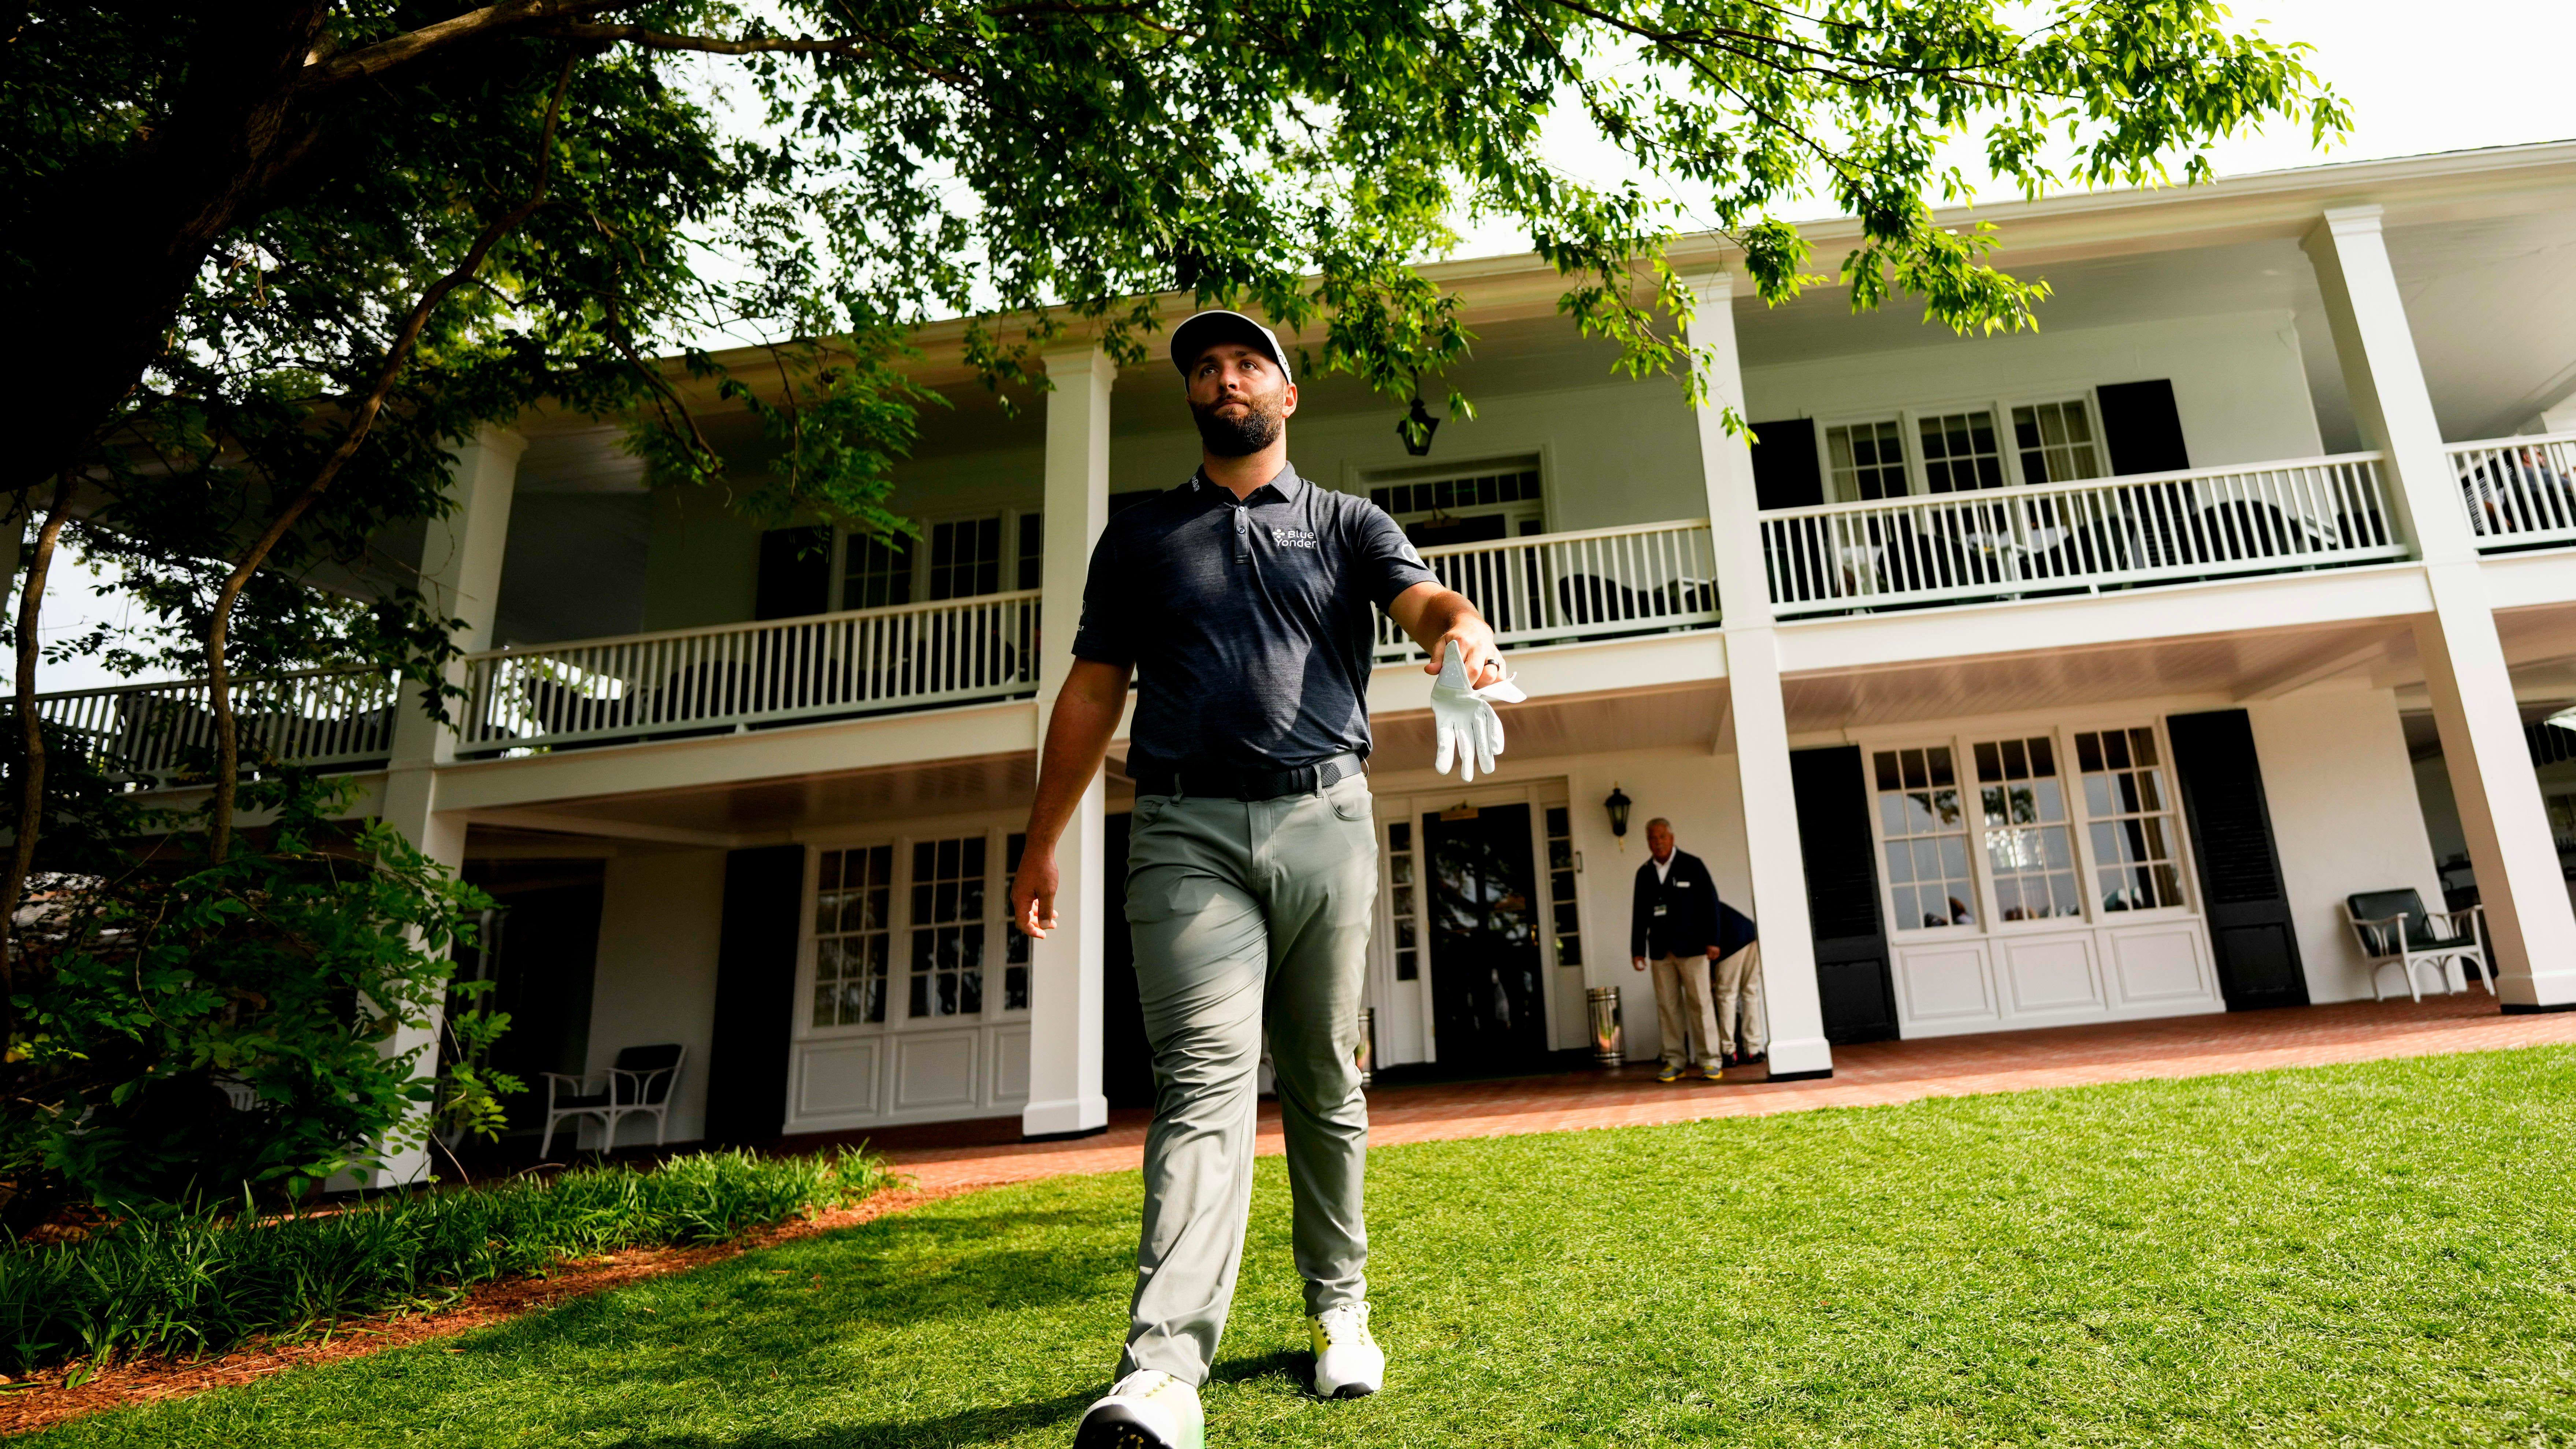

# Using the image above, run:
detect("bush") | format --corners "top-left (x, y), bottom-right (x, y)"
top-left (0, 1145), bottom-right (892, 1375)
top-left (6, 772), bottom-right (503, 1216)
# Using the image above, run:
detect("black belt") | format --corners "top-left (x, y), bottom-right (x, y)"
top-left (1131, 752), bottom-right (1364, 802)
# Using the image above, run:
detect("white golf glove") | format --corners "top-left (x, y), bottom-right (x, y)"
top-left (1430, 651), bottom-right (1525, 782)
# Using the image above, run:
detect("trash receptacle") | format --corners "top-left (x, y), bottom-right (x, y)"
top-left (1586, 986), bottom-right (1623, 1068)
top-left (1355, 1007), bottom-right (1376, 1087)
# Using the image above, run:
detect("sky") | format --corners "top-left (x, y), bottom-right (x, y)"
top-left (21, 0), bottom-right (2576, 697)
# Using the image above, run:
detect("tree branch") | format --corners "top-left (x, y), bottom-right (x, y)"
top-left (298, 0), bottom-right (631, 94)
top-left (207, 56), bottom-right (579, 861)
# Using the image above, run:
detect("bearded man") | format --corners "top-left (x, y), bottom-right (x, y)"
top-left (1013, 310), bottom-right (1505, 1449)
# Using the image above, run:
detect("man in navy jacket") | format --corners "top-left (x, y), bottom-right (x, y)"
top-left (1629, 818), bottom-right (1725, 1081)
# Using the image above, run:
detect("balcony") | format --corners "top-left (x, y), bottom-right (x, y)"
top-left (1760, 452), bottom-right (2408, 616)
top-left (2453, 432), bottom-right (2576, 551)
top-left (32, 519), bottom-right (1722, 778)
top-left (1373, 518), bottom-right (1720, 660)
top-left (456, 590), bottom-right (1043, 757)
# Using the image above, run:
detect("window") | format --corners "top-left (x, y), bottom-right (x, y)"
top-left (1365, 457), bottom-right (1545, 549)
top-left (926, 516), bottom-right (1003, 601)
top-left (843, 535), bottom-right (910, 610)
top-left (907, 835), bottom-right (987, 1017)
top-left (1972, 736), bottom-right (2082, 922)
top-left (1386, 820), bottom-right (1420, 981)
top-left (1918, 410), bottom-right (2006, 493)
top-left (1002, 833), bottom-right (1033, 1011)
top-left (1874, 746), bottom-right (1977, 929)
top-left (1827, 420), bottom-right (1909, 501)
top-left (2012, 400), bottom-right (2105, 485)
top-left (2076, 727), bottom-right (2186, 911)
top-left (1545, 805), bottom-right (1583, 969)
top-left (813, 845), bottom-right (893, 1026)
top-left (1015, 514), bottom-right (1044, 591)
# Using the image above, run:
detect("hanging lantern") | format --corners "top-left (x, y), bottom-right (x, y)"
top-left (1396, 396), bottom-right (1441, 457)
top-left (1604, 783), bottom-right (1632, 848)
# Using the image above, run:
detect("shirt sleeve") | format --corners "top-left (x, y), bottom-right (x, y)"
top-left (1346, 499), bottom-right (1440, 611)
top-left (1067, 526), bottom-right (1134, 667)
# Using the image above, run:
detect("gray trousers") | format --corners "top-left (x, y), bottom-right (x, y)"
top-left (1117, 774), bottom-right (1377, 1386)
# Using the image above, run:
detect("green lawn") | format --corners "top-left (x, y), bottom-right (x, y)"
top-left (30, 1047), bottom-right (2576, 1448)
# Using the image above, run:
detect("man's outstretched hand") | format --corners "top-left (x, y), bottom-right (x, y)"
top-left (1012, 849), bottom-right (1061, 939)
top-left (1426, 623), bottom-right (1504, 690)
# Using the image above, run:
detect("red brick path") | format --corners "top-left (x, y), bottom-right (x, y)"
top-left (878, 994), bottom-right (2576, 1193)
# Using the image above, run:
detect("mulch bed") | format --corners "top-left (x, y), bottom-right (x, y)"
top-left (0, 1183), bottom-right (970, 1438)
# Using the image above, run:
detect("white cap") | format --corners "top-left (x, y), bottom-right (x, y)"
top-left (1169, 310), bottom-right (1292, 383)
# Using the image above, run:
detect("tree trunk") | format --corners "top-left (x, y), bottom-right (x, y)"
top-left (8, 5), bottom-right (332, 500)
top-left (0, 477), bottom-right (80, 1041)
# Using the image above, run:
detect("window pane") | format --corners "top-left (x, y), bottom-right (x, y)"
top-left (2075, 727), bottom-right (2185, 911)
top-left (1828, 419), bottom-right (1909, 501)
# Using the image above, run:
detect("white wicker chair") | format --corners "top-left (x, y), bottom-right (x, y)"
top-left (2342, 890), bottom-right (2489, 1002)
top-left (539, 1043), bottom-right (687, 1158)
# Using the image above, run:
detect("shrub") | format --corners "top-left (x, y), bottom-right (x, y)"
top-left (0, 1145), bottom-right (892, 1375)
top-left (6, 772), bottom-right (503, 1215)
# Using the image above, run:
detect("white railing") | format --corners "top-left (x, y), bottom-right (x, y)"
top-left (2450, 432), bottom-right (2576, 550)
top-left (1760, 452), bottom-right (2406, 615)
top-left (1372, 518), bottom-right (1720, 660)
top-left (30, 668), bottom-right (402, 783)
top-left (455, 590), bottom-right (1041, 756)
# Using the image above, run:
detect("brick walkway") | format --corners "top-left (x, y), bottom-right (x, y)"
top-left (872, 994), bottom-right (2576, 1194)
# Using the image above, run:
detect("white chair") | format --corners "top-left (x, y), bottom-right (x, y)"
top-left (539, 1043), bottom-right (687, 1158)
top-left (2342, 890), bottom-right (2490, 1002)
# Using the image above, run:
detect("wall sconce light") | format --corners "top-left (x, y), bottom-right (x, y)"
top-left (1604, 783), bottom-right (1632, 849)
top-left (1396, 396), bottom-right (1441, 456)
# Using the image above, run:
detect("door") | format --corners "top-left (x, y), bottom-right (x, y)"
top-left (1423, 804), bottom-right (1552, 1074)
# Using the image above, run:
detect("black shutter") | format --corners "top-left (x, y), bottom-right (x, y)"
top-left (754, 526), bottom-right (832, 620)
top-left (1790, 746), bottom-right (1900, 1042)
top-left (1101, 811), bottom-right (1155, 1110)
top-left (704, 844), bottom-right (806, 1143)
top-left (2095, 380), bottom-right (2190, 476)
top-left (1748, 418), bottom-right (1824, 510)
top-left (2165, 709), bottom-right (2310, 1011)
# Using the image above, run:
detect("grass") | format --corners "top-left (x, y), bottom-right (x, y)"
top-left (0, 1147), bottom-right (891, 1377)
top-left (22, 1046), bottom-right (2576, 1448)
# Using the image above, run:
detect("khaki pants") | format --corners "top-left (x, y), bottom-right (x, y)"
top-left (1650, 952), bottom-right (1722, 1071)
top-left (1715, 941), bottom-right (1768, 1059)
top-left (1117, 774), bottom-right (1378, 1387)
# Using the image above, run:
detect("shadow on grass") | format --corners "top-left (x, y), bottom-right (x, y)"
top-left (591, 1386), bottom-right (1098, 1448)
top-left (588, 1352), bottom-right (1322, 1449)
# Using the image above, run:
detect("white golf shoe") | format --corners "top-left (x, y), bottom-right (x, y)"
top-left (1073, 1369), bottom-right (1204, 1449)
top-left (1310, 1302), bottom-right (1385, 1398)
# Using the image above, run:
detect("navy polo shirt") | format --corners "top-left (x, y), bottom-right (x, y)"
top-left (1069, 463), bottom-right (1438, 775)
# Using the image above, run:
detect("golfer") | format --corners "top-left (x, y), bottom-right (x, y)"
top-left (1012, 310), bottom-right (1505, 1449)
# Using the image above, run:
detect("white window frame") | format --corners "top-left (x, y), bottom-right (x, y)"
top-left (831, 506), bottom-right (1043, 612)
top-left (1349, 452), bottom-right (1553, 541)
top-left (794, 826), bottom-right (1030, 1045)
top-left (1811, 390), bottom-right (2111, 503)
top-left (1860, 715), bottom-right (2198, 945)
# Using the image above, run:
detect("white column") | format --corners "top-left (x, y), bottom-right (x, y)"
top-left (1688, 273), bottom-right (1833, 1075)
top-left (1022, 346), bottom-right (1115, 1137)
top-left (1684, 272), bottom-right (1774, 631)
top-left (2307, 210), bottom-right (2576, 1010)
top-left (371, 427), bottom-right (524, 1185)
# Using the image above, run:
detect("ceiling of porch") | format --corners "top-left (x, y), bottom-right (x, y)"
top-left (1780, 619), bottom-right (2408, 735)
